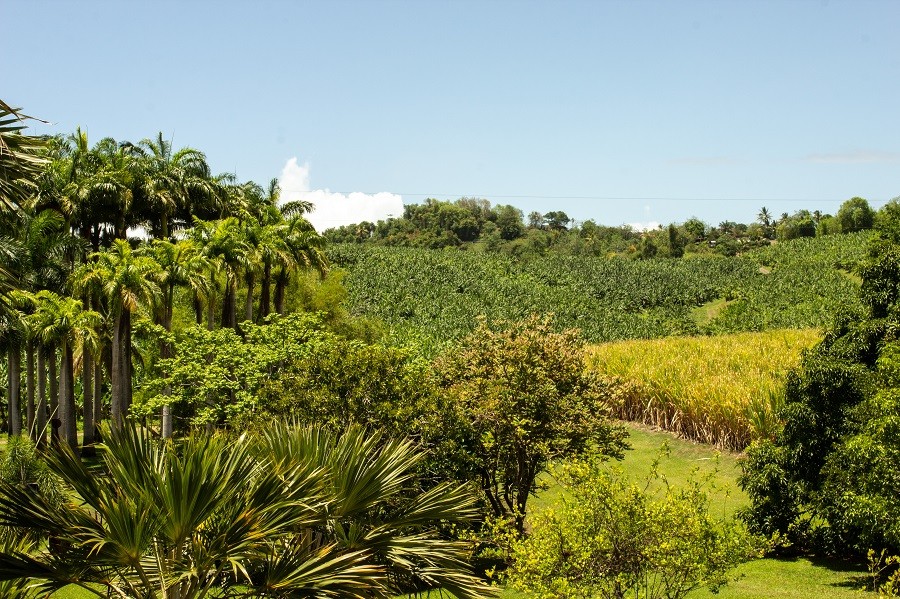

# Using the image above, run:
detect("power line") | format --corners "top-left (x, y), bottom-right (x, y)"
top-left (307, 192), bottom-right (861, 203)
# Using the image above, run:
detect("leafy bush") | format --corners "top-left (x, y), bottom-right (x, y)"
top-left (509, 454), bottom-right (762, 599)
top-left (740, 234), bottom-right (900, 555)
top-left (432, 316), bottom-right (628, 534)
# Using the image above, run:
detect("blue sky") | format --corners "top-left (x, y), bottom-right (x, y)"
top-left (5, 0), bottom-right (900, 230)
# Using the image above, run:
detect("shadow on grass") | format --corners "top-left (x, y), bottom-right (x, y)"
top-left (804, 555), bottom-right (870, 591)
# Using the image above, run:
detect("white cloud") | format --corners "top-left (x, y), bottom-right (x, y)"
top-left (278, 157), bottom-right (404, 232)
top-left (627, 221), bottom-right (661, 232)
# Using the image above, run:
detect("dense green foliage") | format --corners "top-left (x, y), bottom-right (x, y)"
top-left (740, 226), bottom-right (900, 556)
top-left (329, 232), bottom-right (871, 353)
top-left (0, 423), bottom-right (490, 599)
top-left (433, 316), bottom-right (628, 533)
top-left (509, 455), bottom-right (760, 599)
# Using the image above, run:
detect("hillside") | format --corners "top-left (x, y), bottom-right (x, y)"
top-left (329, 231), bottom-right (872, 354)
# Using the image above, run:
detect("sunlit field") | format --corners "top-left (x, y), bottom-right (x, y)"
top-left (586, 329), bottom-right (821, 449)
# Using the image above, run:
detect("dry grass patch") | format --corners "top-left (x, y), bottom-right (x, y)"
top-left (586, 329), bottom-right (821, 450)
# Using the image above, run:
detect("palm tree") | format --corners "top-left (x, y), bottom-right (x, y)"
top-left (129, 133), bottom-right (217, 240)
top-left (145, 238), bottom-right (209, 437)
top-left (256, 178), bottom-right (314, 321)
top-left (27, 290), bottom-right (100, 450)
top-left (74, 240), bottom-right (160, 429)
top-left (0, 423), bottom-right (491, 599)
top-left (0, 100), bottom-right (48, 215)
top-left (192, 217), bottom-right (248, 330)
top-left (274, 216), bottom-right (327, 315)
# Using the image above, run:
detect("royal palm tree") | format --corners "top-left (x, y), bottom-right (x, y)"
top-left (129, 132), bottom-right (217, 240)
top-left (0, 423), bottom-right (490, 599)
top-left (255, 178), bottom-right (314, 320)
top-left (274, 215), bottom-right (327, 315)
top-left (192, 217), bottom-right (248, 330)
top-left (145, 238), bottom-right (209, 437)
top-left (74, 240), bottom-right (160, 428)
top-left (27, 290), bottom-right (100, 450)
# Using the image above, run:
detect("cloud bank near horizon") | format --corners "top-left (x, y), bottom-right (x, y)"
top-left (278, 158), bottom-right (404, 232)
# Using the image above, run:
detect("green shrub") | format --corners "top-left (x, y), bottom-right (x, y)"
top-left (509, 454), bottom-right (762, 599)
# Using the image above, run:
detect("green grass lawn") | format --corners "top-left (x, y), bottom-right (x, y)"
top-left (568, 424), bottom-right (870, 599)
top-left (498, 424), bottom-right (872, 599)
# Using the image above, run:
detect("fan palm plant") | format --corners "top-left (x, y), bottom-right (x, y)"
top-left (0, 423), bottom-right (491, 599)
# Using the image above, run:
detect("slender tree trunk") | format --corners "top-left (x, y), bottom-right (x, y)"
top-left (82, 349), bottom-right (95, 453)
top-left (8, 344), bottom-right (21, 436)
top-left (160, 286), bottom-right (174, 439)
top-left (221, 276), bottom-right (237, 330)
top-left (48, 345), bottom-right (58, 446)
top-left (193, 294), bottom-right (203, 325)
top-left (244, 271), bottom-right (255, 323)
top-left (207, 288), bottom-right (217, 331)
top-left (111, 308), bottom-right (130, 429)
top-left (93, 360), bottom-right (103, 439)
top-left (258, 260), bottom-right (272, 321)
top-left (35, 350), bottom-right (47, 447)
top-left (124, 311), bottom-right (133, 412)
top-left (274, 268), bottom-right (288, 315)
top-left (59, 341), bottom-right (78, 450)
top-left (25, 339), bottom-right (35, 437)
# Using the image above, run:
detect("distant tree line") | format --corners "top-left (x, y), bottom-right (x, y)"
top-left (325, 196), bottom-right (883, 259)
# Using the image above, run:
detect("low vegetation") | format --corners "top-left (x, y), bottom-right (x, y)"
top-left (510, 455), bottom-right (762, 599)
top-left (329, 232), bottom-right (869, 355)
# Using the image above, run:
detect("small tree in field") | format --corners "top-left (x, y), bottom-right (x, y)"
top-left (433, 315), bottom-right (628, 534)
top-left (510, 456), bottom-right (761, 599)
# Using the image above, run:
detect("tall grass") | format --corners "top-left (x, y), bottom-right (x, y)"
top-left (586, 329), bottom-right (820, 450)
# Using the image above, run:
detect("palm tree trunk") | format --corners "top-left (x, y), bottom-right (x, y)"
top-left (82, 349), bottom-right (95, 452)
top-left (59, 341), bottom-right (78, 450)
top-left (193, 293), bottom-right (203, 325)
top-left (244, 271), bottom-right (255, 323)
top-left (8, 344), bottom-right (21, 436)
top-left (161, 404), bottom-right (173, 438)
top-left (26, 339), bottom-right (35, 437)
top-left (259, 259), bottom-right (272, 321)
top-left (35, 349), bottom-right (47, 447)
top-left (221, 277), bottom-right (236, 330)
top-left (93, 360), bottom-right (103, 438)
top-left (48, 345), bottom-right (59, 446)
top-left (207, 288), bottom-right (217, 331)
top-left (161, 287), bottom-right (174, 439)
top-left (124, 311), bottom-right (133, 412)
top-left (274, 268), bottom-right (288, 315)
top-left (111, 308), bottom-right (130, 429)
